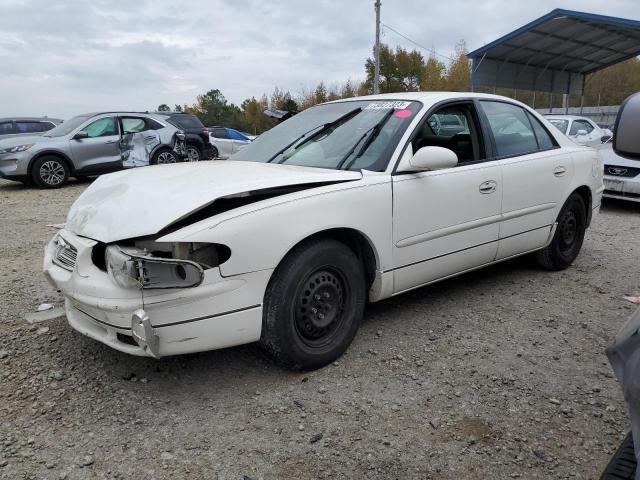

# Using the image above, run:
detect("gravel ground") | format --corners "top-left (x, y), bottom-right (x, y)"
top-left (1, 177), bottom-right (640, 480)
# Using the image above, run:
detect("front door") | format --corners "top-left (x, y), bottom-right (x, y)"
top-left (392, 102), bottom-right (502, 294)
top-left (70, 116), bottom-right (121, 172)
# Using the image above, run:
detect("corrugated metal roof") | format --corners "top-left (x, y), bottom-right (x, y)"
top-left (468, 9), bottom-right (640, 95)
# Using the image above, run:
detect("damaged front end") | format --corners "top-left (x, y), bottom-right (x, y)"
top-left (44, 229), bottom-right (267, 358)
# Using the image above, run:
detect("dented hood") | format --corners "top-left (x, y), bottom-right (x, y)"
top-left (66, 161), bottom-right (362, 243)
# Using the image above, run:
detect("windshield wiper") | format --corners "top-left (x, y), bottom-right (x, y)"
top-left (266, 107), bottom-right (362, 163)
top-left (336, 108), bottom-right (395, 170)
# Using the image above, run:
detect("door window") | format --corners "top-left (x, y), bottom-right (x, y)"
top-left (227, 129), bottom-right (249, 141)
top-left (526, 113), bottom-right (557, 151)
top-left (569, 119), bottom-right (594, 135)
top-left (211, 128), bottom-right (230, 139)
top-left (411, 104), bottom-right (483, 164)
top-left (84, 117), bottom-right (118, 138)
top-left (121, 117), bottom-right (148, 133)
top-left (16, 121), bottom-right (47, 133)
top-left (0, 122), bottom-right (14, 135)
top-left (480, 101), bottom-right (539, 157)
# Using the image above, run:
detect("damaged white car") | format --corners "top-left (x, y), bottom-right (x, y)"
top-left (44, 93), bottom-right (604, 369)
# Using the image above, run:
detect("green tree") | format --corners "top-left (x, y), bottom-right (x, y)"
top-left (444, 40), bottom-right (471, 91)
top-left (422, 55), bottom-right (446, 91)
top-left (174, 104), bottom-right (183, 112)
top-left (364, 44), bottom-right (426, 93)
top-left (157, 103), bottom-right (171, 112)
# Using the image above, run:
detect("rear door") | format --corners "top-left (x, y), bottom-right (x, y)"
top-left (478, 100), bottom-right (572, 260)
top-left (392, 101), bottom-right (502, 293)
top-left (69, 116), bottom-right (122, 172)
top-left (211, 127), bottom-right (234, 158)
top-left (227, 128), bottom-right (251, 155)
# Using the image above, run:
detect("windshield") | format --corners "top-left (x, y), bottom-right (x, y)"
top-left (43, 115), bottom-right (91, 137)
top-left (548, 119), bottom-right (569, 134)
top-left (231, 100), bottom-right (421, 171)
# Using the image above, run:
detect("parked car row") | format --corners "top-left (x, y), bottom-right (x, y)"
top-left (0, 111), bottom-right (258, 187)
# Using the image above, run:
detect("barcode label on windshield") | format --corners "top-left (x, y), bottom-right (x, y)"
top-left (364, 101), bottom-right (411, 110)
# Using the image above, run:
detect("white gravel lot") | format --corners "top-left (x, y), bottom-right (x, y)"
top-left (1, 177), bottom-right (639, 480)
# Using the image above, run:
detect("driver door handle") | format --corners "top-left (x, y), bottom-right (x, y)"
top-left (105, 139), bottom-right (119, 144)
top-left (479, 180), bottom-right (497, 194)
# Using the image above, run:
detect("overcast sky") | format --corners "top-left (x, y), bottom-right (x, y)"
top-left (1, 0), bottom-right (639, 118)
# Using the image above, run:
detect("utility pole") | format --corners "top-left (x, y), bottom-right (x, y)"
top-left (374, 0), bottom-right (381, 94)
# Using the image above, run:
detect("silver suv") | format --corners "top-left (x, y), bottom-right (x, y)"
top-left (0, 112), bottom-right (185, 188)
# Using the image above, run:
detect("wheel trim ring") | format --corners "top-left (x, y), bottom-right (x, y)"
top-left (39, 160), bottom-right (65, 185)
top-left (293, 267), bottom-right (349, 348)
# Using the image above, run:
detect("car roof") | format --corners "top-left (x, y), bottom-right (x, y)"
top-left (325, 91), bottom-right (526, 105)
top-left (544, 115), bottom-right (591, 121)
top-left (0, 117), bottom-right (62, 122)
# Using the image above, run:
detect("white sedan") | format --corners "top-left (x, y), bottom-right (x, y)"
top-left (546, 114), bottom-right (612, 147)
top-left (43, 92), bottom-right (604, 369)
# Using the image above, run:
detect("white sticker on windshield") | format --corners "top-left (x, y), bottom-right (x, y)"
top-left (364, 101), bottom-right (411, 110)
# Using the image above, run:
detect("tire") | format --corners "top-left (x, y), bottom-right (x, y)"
top-left (151, 149), bottom-right (178, 165)
top-left (210, 146), bottom-right (219, 160)
top-left (31, 156), bottom-right (69, 188)
top-left (599, 431), bottom-right (636, 480)
top-left (186, 145), bottom-right (201, 162)
top-left (260, 239), bottom-right (366, 370)
top-left (536, 193), bottom-right (587, 270)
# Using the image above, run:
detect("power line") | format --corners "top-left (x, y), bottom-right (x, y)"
top-left (381, 23), bottom-right (454, 62)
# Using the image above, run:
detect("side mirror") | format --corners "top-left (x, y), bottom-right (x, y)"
top-left (601, 135), bottom-right (612, 143)
top-left (614, 92), bottom-right (640, 159)
top-left (397, 146), bottom-right (458, 173)
top-left (575, 129), bottom-right (588, 136)
top-left (73, 131), bottom-right (88, 140)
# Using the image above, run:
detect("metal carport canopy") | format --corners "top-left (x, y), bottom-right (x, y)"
top-left (468, 9), bottom-right (640, 95)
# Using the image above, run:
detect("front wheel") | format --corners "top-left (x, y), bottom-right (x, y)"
top-left (31, 156), bottom-right (69, 188)
top-left (260, 239), bottom-right (366, 370)
top-left (536, 193), bottom-right (587, 270)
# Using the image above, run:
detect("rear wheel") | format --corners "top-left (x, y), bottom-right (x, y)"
top-left (151, 149), bottom-right (178, 165)
top-left (31, 156), bottom-right (69, 188)
top-left (536, 193), bottom-right (587, 270)
top-left (186, 145), bottom-right (201, 162)
top-left (260, 239), bottom-right (366, 370)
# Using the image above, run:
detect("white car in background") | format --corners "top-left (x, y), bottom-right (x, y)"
top-left (208, 127), bottom-right (252, 159)
top-left (546, 114), bottom-right (612, 147)
top-left (597, 141), bottom-right (640, 203)
top-left (43, 92), bottom-right (603, 369)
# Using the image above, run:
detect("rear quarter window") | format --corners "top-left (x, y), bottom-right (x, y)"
top-left (167, 115), bottom-right (204, 129)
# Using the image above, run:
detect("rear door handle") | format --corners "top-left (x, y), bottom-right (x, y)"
top-left (479, 180), bottom-right (497, 194)
top-left (554, 166), bottom-right (567, 177)
top-left (105, 139), bottom-right (119, 144)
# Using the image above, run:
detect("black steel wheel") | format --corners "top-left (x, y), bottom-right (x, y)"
top-left (536, 193), bottom-right (587, 270)
top-left (261, 238), bottom-right (366, 370)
